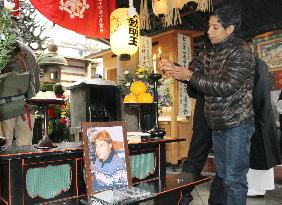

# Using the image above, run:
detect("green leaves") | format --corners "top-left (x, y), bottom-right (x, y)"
top-left (0, 8), bottom-right (17, 73)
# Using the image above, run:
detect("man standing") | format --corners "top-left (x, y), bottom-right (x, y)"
top-left (160, 5), bottom-right (255, 205)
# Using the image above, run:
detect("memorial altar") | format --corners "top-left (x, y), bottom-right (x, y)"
top-left (0, 138), bottom-right (211, 205)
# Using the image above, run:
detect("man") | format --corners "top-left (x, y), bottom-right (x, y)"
top-left (180, 80), bottom-right (224, 205)
top-left (160, 5), bottom-right (255, 205)
top-left (92, 130), bottom-right (128, 192)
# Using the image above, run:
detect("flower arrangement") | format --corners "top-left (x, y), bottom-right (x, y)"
top-left (47, 91), bottom-right (71, 142)
top-left (46, 83), bottom-right (71, 142)
top-left (117, 66), bottom-right (173, 111)
top-left (33, 83), bottom-right (71, 142)
top-left (0, 6), bottom-right (17, 73)
top-left (48, 95), bottom-right (70, 127)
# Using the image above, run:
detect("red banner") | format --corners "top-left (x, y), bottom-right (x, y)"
top-left (13, 0), bottom-right (19, 16)
top-left (30, 0), bottom-right (116, 38)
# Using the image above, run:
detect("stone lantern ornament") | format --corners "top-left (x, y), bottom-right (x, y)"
top-left (37, 43), bottom-right (68, 83)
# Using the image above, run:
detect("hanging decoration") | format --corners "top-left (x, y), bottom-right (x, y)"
top-left (177, 33), bottom-right (192, 117)
top-left (140, 0), bottom-right (151, 30)
top-left (110, 1), bottom-right (140, 57)
top-left (197, 0), bottom-right (213, 12)
top-left (152, 0), bottom-right (212, 27)
top-left (139, 36), bottom-right (152, 68)
top-left (152, 0), bottom-right (168, 16)
top-left (189, 0), bottom-right (213, 12)
top-left (152, 0), bottom-right (181, 27)
top-left (29, 0), bottom-right (116, 38)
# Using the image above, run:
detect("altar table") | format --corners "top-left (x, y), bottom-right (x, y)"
top-left (41, 174), bottom-right (211, 205)
top-left (0, 138), bottom-right (186, 205)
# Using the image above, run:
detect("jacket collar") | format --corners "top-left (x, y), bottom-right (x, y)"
top-left (100, 149), bottom-right (115, 167)
top-left (212, 33), bottom-right (235, 49)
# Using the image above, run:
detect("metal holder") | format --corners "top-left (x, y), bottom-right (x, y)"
top-left (34, 105), bottom-right (58, 149)
top-left (28, 98), bottom-right (64, 149)
top-left (147, 73), bottom-right (166, 138)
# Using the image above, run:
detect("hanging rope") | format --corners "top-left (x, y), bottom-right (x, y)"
top-left (140, 0), bottom-right (151, 30)
top-left (196, 0), bottom-right (213, 12)
top-left (151, 0), bottom-right (213, 28)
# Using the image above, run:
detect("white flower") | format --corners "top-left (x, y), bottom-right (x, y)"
top-left (0, 34), bottom-right (6, 41)
top-left (125, 82), bottom-right (131, 87)
top-left (124, 70), bottom-right (129, 74)
top-left (4, 0), bottom-right (15, 10)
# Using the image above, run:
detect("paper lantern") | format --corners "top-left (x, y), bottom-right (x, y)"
top-left (110, 8), bottom-right (140, 56)
top-left (152, 0), bottom-right (168, 15)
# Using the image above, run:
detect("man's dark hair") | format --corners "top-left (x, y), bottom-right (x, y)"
top-left (211, 5), bottom-right (241, 32)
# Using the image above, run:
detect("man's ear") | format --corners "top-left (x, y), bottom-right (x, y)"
top-left (227, 25), bottom-right (235, 35)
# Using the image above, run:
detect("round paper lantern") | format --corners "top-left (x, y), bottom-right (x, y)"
top-left (110, 8), bottom-right (140, 56)
top-left (152, 0), bottom-right (168, 15)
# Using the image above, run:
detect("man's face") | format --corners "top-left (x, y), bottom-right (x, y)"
top-left (208, 15), bottom-right (233, 44)
top-left (95, 140), bottom-right (112, 162)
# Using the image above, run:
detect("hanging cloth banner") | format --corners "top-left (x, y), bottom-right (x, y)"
top-left (29, 0), bottom-right (116, 38)
top-left (177, 33), bottom-right (192, 117)
top-left (139, 36), bottom-right (152, 69)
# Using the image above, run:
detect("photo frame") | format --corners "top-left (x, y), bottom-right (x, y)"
top-left (81, 121), bottom-right (132, 197)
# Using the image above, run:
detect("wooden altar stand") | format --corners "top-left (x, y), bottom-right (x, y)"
top-left (0, 139), bottom-right (211, 205)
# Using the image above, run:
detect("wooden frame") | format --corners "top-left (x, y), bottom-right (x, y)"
top-left (81, 121), bottom-right (132, 197)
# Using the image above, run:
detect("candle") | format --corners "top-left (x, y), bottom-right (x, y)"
top-left (153, 54), bottom-right (157, 74)
top-left (158, 47), bottom-right (162, 60)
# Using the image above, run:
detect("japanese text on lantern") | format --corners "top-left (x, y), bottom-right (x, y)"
top-left (98, 0), bottom-right (104, 33)
top-left (128, 15), bottom-right (139, 46)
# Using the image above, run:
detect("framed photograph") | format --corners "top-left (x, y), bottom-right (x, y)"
top-left (256, 34), bottom-right (282, 71)
top-left (81, 121), bottom-right (132, 197)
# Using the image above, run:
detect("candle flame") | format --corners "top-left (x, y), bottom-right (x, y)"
top-left (158, 47), bottom-right (162, 57)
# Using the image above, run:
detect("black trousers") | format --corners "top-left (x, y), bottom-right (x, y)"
top-left (180, 129), bottom-right (225, 205)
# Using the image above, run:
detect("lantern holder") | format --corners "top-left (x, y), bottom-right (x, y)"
top-left (147, 73), bottom-right (166, 138)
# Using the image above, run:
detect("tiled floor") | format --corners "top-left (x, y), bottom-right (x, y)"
top-left (165, 164), bottom-right (282, 205)
top-left (142, 169), bottom-right (282, 205)
top-left (190, 174), bottom-right (282, 205)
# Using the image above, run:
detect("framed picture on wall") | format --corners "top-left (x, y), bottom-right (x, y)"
top-left (257, 34), bottom-right (282, 71)
top-left (81, 121), bottom-right (132, 197)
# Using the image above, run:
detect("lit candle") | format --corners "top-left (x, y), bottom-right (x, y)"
top-left (158, 47), bottom-right (162, 60)
top-left (153, 54), bottom-right (157, 74)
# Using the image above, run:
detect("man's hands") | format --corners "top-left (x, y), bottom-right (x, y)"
top-left (159, 59), bottom-right (193, 81)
